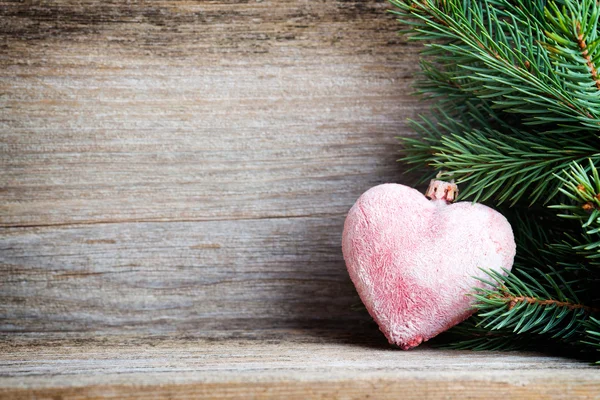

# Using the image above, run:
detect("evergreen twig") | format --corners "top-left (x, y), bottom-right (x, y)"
top-left (390, 0), bottom-right (600, 361)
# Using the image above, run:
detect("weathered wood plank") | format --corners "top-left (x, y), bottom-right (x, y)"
top-left (1, 217), bottom-right (372, 334)
top-left (1, 0), bottom-right (419, 227)
top-left (0, 0), bottom-right (421, 336)
top-left (0, 337), bottom-right (598, 399)
top-left (1, 3), bottom-right (598, 398)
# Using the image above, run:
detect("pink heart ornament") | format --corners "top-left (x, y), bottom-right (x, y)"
top-left (342, 183), bottom-right (516, 349)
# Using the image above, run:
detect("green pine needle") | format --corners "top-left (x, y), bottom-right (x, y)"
top-left (390, 0), bottom-right (600, 361)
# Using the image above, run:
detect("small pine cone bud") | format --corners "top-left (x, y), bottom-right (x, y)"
top-left (582, 202), bottom-right (595, 212)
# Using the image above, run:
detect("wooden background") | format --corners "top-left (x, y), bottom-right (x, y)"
top-left (2, 1), bottom-right (598, 398)
top-left (1, 0), bottom-right (417, 336)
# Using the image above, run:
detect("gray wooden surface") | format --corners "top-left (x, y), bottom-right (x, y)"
top-left (3, 2), bottom-right (596, 398)
top-left (1, 0), bottom-right (419, 336)
top-left (1, 336), bottom-right (599, 399)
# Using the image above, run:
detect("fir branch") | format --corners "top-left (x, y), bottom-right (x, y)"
top-left (391, 0), bottom-right (600, 361)
top-left (552, 160), bottom-right (600, 257)
top-left (543, 0), bottom-right (600, 121)
top-left (498, 294), bottom-right (598, 313)
top-left (545, 1), bottom-right (600, 88)
top-left (576, 22), bottom-right (600, 90)
top-left (402, 103), bottom-right (600, 205)
top-left (583, 317), bottom-right (600, 362)
top-left (389, 0), bottom-right (600, 128)
top-left (472, 268), bottom-right (597, 341)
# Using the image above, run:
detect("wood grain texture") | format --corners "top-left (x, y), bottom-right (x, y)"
top-left (1, 0), bottom-right (420, 335)
top-left (1, 0), bottom-right (417, 227)
top-left (1, 336), bottom-right (599, 399)
top-left (2, 217), bottom-right (370, 334)
top-left (4, 2), bottom-right (594, 398)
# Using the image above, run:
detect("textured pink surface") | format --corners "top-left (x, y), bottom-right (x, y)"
top-left (342, 183), bottom-right (516, 349)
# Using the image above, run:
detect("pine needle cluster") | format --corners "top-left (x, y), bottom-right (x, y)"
top-left (390, 0), bottom-right (600, 360)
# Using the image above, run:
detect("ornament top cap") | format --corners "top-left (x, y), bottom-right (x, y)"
top-left (426, 179), bottom-right (458, 202)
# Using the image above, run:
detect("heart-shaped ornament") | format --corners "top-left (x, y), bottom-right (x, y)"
top-left (342, 181), bottom-right (516, 349)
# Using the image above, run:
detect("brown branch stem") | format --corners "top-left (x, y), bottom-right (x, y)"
top-left (490, 292), bottom-right (600, 313)
top-left (576, 22), bottom-right (600, 90)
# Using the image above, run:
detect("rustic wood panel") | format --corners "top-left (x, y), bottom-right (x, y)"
top-left (1, 3), bottom-right (598, 398)
top-left (1, 0), bottom-right (420, 336)
top-left (1, 337), bottom-right (598, 399)
top-left (1, 0), bottom-right (418, 227)
top-left (1, 217), bottom-right (372, 334)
